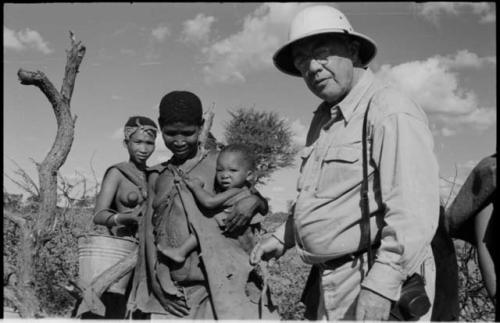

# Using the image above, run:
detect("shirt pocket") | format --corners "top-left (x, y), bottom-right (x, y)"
top-left (297, 146), bottom-right (314, 191)
top-left (315, 145), bottom-right (363, 199)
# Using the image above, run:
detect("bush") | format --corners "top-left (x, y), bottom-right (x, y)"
top-left (261, 212), bottom-right (309, 319)
top-left (3, 203), bottom-right (107, 317)
top-left (33, 207), bottom-right (108, 316)
top-left (455, 240), bottom-right (495, 321)
top-left (4, 203), bottom-right (496, 319)
top-left (224, 108), bottom-right (299, 184)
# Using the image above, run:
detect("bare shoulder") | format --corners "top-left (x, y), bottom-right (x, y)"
top-left (102, 167), bottom-right (122, 185)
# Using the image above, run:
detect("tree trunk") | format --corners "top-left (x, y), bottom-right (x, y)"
top-left (15, 31), bottom-right (86, 318)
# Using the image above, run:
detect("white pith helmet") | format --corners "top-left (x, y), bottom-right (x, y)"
top-left (273, 5), bottom-right (377, 77)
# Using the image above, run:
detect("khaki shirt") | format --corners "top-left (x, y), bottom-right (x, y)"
top-left (274, 69), bottom-right (440, 300)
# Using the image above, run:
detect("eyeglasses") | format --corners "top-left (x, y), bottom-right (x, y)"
top-left (293, 46), bottom-right (332, 72)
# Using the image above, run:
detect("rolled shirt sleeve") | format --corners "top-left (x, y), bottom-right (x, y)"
top-left (361, 99), bottom-right (440, 300)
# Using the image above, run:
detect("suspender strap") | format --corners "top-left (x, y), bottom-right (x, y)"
top-left (361, 97), bottom-right (374, 269)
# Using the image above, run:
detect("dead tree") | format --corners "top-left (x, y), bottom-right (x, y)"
top-left (9, 31), bottom-right (85, 317)
top-left (17, 30), bottom-right (85, 241)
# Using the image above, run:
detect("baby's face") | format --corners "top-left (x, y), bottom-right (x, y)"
top-left (215, 151), bottom-right (251, 190)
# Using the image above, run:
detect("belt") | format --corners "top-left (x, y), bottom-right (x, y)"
top-left (317, 242), bottom-right (381, 270)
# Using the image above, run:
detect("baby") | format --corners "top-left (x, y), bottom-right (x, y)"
top-left (157, 143), bottom-right (259, 263)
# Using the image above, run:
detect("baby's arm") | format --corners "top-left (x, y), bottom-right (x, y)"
top-left (185, 177), bottom-right (242, 209)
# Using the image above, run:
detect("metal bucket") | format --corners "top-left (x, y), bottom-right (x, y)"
top-left (78, 234), bottom-right (138, 295)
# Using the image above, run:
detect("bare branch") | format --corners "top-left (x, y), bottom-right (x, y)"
top-left (4, 210), bottom-right (27, 227)
top-left (89, 151), bottom-right (101, 194)
top-left (69, 30), bottom-right (76, 44)
top-left (445, 163), bottom-right (459, 208)
top-left (75, 170), bottom-right (88, 200)
top-left (17, 69), bottom-right (63, 110)
top-left (4, 173), bottom-right (37, 198)
top-left (5, 157), bottom-right (40, 197)
top-left (199, 102), bottom-right (215, 148)
top-left (60, 31), bottom-right (86, 103)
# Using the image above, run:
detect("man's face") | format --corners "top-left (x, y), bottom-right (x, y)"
top-left (292, 35), bottom-right (357, 104)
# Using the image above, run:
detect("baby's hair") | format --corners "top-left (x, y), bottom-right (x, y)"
top-left (220, 143), bottom-right (256, 170)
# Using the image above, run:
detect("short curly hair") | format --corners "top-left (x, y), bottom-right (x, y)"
top-left (219, 143), bottom-right (256, 170)
top-left (158, 90), bottom-right (203, 127)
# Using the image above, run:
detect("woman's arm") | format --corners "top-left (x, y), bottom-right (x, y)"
top-left (94, 168), bottom-right (121, 226)
top-left (94, 168), bottom-right (139, 226)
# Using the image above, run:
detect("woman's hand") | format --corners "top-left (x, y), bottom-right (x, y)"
top-left (116, 211), bottom-right (139, 226)
top-left (114, 205), bottom-right (142, 226)
top-left (224, 195), bottom-right (260, 233)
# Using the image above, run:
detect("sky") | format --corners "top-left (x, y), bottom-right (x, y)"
top-left (3, 2), bottom-right (497, 212)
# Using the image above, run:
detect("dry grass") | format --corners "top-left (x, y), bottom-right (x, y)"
top-left (4, 205), bottom-right (496, 319)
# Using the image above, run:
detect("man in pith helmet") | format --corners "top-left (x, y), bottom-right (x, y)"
top-left (251, 5), bottom-right (440, 320)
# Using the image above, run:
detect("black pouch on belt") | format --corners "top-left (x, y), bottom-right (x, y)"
top-left (389, 273), bottom-right (431, 321)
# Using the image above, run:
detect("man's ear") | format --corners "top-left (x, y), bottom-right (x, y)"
top-left (348, 40), bottom-right (362, 66)
top-left (122, 139), bottom-right (128, 149)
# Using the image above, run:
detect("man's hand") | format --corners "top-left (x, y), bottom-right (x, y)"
top-left (224, 195), bottom-right (260, 233)
top-left (250, 236), bottom-right (286, 265)
top-left (355, 288), bottom-right (392, 320)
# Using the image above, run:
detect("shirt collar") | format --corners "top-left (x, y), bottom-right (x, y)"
top-left (313, 68), bottom-right (375, 124)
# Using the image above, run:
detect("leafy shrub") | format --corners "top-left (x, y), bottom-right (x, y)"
top-left (4, 202), bottom-right (497, 319)
top-left (224, 108), bottom-right (299, 184)
top-left (261, 212), bottom-right (309, 319)
top-left (455, 240), bottom-right (495, 321)
top-left (32, 207), bottom-right (106, 316)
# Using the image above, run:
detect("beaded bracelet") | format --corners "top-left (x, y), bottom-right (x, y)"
top-left (112, 213), bottom-right (119, 226)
